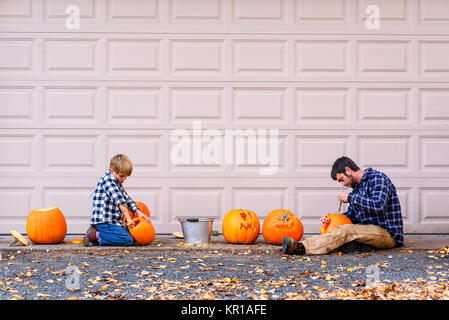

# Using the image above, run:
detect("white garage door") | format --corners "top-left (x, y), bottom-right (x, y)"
top-left (1, 0), bottom-right (449, 235)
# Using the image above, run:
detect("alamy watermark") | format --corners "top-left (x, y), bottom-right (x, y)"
top-left (365, 5), bottom-right (380, 30)
top-left (65, 5), bottom-right (80, 30)
top-left (65, 265), bottom-right (81, 291)
top-left (365, 264), bottom-right (380, 288)
top-left (170, 121), bottom-right (279, 176)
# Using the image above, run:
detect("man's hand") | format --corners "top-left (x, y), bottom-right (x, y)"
top-left (337, 192), bottom-right (349, 203)
top-left (320, 214), bottom-right (330, 228)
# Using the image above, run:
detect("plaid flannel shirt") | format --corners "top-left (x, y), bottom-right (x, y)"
top-left (90, 171), bottom-right (138, 227)
top-left (344, 168), bottom-right (404, 246)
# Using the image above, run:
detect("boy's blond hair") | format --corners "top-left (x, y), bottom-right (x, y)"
top-left (110, 154), bottom-right (133, 176)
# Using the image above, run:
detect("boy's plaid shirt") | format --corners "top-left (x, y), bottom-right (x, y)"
top-left (345, 168), bottom-right (404, 246)
top-left (90, 171), bottom-right (138, 227)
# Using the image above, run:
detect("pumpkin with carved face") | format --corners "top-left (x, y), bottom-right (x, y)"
top-left (262, 209), bottom-right (303, 245)
top-left (222, 209), bottom-right (260, 244)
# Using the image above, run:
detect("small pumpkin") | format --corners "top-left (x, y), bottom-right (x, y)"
top-left (26, 207), bottom-right (67, 244)
top-left (129, 216), bottom-right (155, 246)
top-left (320, 213), bottom-right (353, 234)
top-left (222, 209), bottom-right (260, 244)
top-left (262, 209), bottom-right (303, 245)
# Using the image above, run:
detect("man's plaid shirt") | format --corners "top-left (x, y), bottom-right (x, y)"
top-left (90, 171), bottom-right (138, 227)
top-left (345, 168), bottom-right (404, 246)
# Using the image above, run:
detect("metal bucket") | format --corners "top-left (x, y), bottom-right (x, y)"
top-left (178, 217), bottom-right (214, 244)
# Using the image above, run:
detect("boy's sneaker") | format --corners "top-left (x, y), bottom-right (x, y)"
top-left (83, 225), bottom-right (99, 247)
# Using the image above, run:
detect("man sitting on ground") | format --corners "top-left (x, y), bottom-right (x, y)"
top-left (283, 156), bottom-right (404, 255)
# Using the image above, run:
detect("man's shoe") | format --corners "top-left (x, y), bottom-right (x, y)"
top-left (282, 237), bottom-right (306, 255)
top-left (331, 241), bottom-right (374, 254)
top-left (83, 225), bottom-right (99, 247)
top-left (357, 243), bottom-right (374, 253)
top-left (332, 240), bottom-right (359, 254)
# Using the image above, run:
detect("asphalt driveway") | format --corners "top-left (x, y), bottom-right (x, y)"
top-left (1, 244), bottom-right (448, 300)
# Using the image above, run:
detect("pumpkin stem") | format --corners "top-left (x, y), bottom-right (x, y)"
top-left (280, 214), bottom-right (289, 222)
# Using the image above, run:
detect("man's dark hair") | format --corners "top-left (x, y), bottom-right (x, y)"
top-left (331, 156), bottom-right (360, 180)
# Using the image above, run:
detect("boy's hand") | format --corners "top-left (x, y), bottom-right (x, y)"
top-left (126, 218), bottom-right (136, 228)
top-left (119, 204), bottom-right (135, 228)
top-left (136, 210), bottom-right (150, 222)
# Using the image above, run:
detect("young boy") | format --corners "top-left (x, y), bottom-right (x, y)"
top-left (83, 154), bottom-right (150, 246)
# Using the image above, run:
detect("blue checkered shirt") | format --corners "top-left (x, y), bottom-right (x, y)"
top-left (90, 171), bottom-right (138, 227)
top-left (345, 168), bottom-right (404, 246)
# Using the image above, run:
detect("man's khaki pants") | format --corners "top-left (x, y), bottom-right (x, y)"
top-left (301, 224), bottom-right (397, 255)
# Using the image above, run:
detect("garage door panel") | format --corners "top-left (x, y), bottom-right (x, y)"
top-left (44, 86), bottom-right (99, 122)
top-left (107, 39), bottom-right (161, 75)
top-left (44, 38), bottom-right (99, 74)
top-left (358, 135), bottom-right (412, 170)
top-left (419, 136), bottom-right (449, 171)
top-left (43, 134), bottom-right (101, 173)
top-left (170, 86), bottom-right (225, 122)
top-left (43, 187), bottom-right (93, 220)
top-left (357, 0), bottom-right (409, 22)
top-left (419, 88), bottom-right (449, 122)
top-left (420, 188), bottom-right (449, 222)
top-left (170, 187), bottom-right (225, 222)
top-left (125, 187), bottom-right (162, 222)
top-left (171, 0), bottom-right (223, 22)
top-left (419, 40), bottom-right (449, 74)
top-left (106, 134), bottom-right (163, 174)
top-left (295, 40), bottom-right (349, 75)
top-left (0, 38), bottom-right (35, 73)
top-left (0, 134), bottom-right (37, 170)
top-left (232, 187), bottom-right (288, 219)
top-left (107, 0), bottom-right (160, 22)
top-left (0, 187), bottom-right (36, 219)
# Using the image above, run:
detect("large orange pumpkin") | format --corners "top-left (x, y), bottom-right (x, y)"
top-left (26, 207), bottom-right (67, 244)
top-left (262, 209), bottom-right (303, 245)
top-left (129, 217), bottom-right (155, 246)
top-left (320, 213), bottom-right (352, 234)
top-left (222, 209), bottom-right (260, 244)
top-left (123, 201), bottom-right (150, 223)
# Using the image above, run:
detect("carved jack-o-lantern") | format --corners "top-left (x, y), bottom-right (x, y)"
top-left (222, 209), bottom-right (260, 244)
top-left (262, 209), bottom-right (303, 245)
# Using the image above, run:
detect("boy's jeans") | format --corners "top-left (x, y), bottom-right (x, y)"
top-left (95, 223), bottom-right (134, 246)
